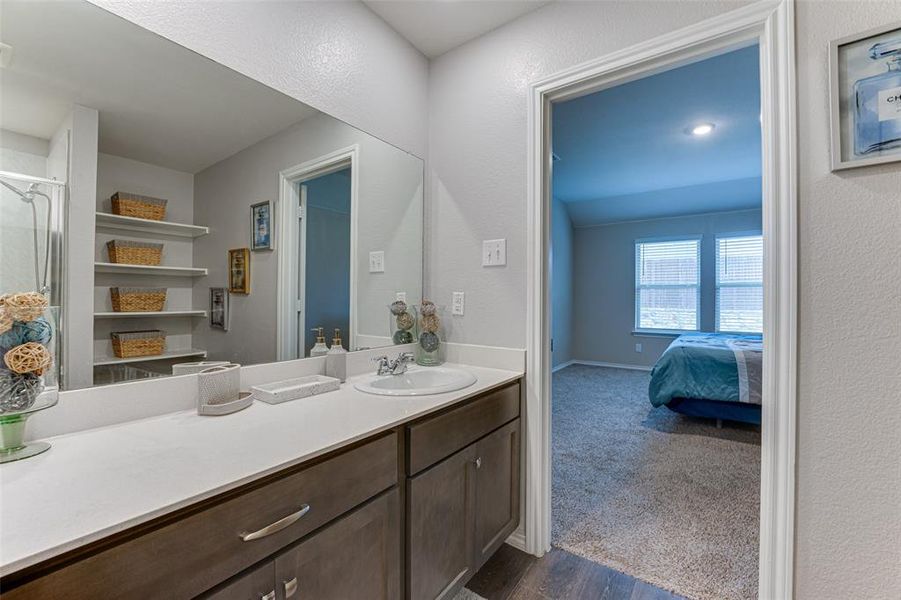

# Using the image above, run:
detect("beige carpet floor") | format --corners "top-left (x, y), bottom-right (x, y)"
top-left (552, 364), bottom-right (761, 600)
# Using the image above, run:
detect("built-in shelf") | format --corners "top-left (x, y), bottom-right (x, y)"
top-left (94, 310), bottom-right (207, 319)
top-left (94, 262), bottom-right (208, 277)
top-left (93, 348), bottom-right (207, 366)
top-left (96, 212), bottom-right (209, 238)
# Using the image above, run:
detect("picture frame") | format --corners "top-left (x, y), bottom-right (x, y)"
top-left (209, 287), bottom-right (229, 331)
top-left (829, 22), bottom-right (901, 171)
top-left (250, 200), bottom-right (274, 251)
top-left (228, 248), bottom-right (250, 294)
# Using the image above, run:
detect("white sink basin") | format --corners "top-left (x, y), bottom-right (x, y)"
top-left (354, 367), bottom-right (477, 396)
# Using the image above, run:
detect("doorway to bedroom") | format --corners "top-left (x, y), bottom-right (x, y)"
top-left (549, 43), bottom-right (764, 600)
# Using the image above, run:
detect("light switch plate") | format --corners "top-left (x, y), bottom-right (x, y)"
top-left (396, 292), bottom-right (407, 303)
top-left (482, 239), bottom-right (506, 267)
top-left (369, 251), bottom-right (385, 273)
top-left (452, 292), bottom-right (465, 316)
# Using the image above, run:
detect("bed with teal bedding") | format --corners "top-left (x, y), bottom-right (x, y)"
top-left (648, 333), bottom-right (762, 425)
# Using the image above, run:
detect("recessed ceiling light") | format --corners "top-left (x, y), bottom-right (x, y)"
top-left (688, 123), bottom-right (715, 136)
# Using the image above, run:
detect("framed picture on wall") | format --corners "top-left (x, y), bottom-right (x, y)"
top-left (210, 287), bottom-right (229, 331)
top-left (228, 248), bottom-right (250, 294)
top-left (829, 22), bottom-right (901, 171)
top-left (250, 200), bottom-right (274, 251)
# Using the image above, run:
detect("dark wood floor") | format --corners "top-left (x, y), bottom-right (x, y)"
top-left (467, 544), bottom-right (687, 600)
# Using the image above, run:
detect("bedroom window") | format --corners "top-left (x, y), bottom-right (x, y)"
top-left (716, 234), bottom-right (763, 333)
top-left (634, 238), bottom-right (700, 332)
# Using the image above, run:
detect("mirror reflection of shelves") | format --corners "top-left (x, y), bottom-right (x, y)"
top-left (94, 262), bottom-right (208, 277)
top-left (94, 310), bottom-right (207, 319)
top-left (93, 348), bottom-right (207, 367)
top-left (93, 208), bottom-right (209, 384)
top-left (96, 212), bottom-right (209, 238)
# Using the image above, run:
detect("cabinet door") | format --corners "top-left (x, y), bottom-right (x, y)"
top-left (407, 443), bottom-right (478, 600)
top-left (203, 561), bottom-right (276, 600)
top-left (474, 418), bottom-right (520, 569)
top-left (273, 488), bottom-right (400, 600)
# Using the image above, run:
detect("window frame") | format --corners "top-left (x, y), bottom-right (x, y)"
top-left (633, 235), bottom-right (702, 334)
top-left (715, 231), bottom-right (764, 334)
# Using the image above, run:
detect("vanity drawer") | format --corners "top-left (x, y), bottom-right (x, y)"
top-left (4, 432), bottom-right (398, 600)
top-left (407, 381), bottom-right (520, 475)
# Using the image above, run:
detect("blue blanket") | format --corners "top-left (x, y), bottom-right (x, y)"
top-left (648, 333), bottom-right (763, 408)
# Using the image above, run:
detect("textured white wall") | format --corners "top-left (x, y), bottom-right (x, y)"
top-left (794, 2), bottom-right (901, 598)
top-left (88, 0), bottom-right (429, 158)
top-left (428, 0), bottom-right (901, 596)
top-left (427, 0), bottom-right (751, 349)
top-left (571, 209), bottom-right (762, 367)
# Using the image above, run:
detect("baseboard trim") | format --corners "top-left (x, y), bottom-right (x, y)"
top-left (561, 359), bottom-right (653, 372)
top-left (505, 529), bottom-right (527, 553)
top-left (551, 359), bottom-right (576, 373)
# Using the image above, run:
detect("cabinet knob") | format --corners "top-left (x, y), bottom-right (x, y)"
top-left (474, 457), bottom-right (482, 469)
top-left (284, 577), bottom-right (298, 598)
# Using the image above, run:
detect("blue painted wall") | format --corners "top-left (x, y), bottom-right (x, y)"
top-left (551, 197), bottom-right (574, 368)
top-left (571, 209), bottom-right (762, 367)
top-left (303, 168), bottom-right (351, 355)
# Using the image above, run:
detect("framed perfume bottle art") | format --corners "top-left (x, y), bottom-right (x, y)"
top-left (250, 200), bottom-right (274, 251)
top-left (830, 22), bottom-right (901, 171)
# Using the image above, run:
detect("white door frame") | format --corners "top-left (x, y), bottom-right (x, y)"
top-left (524, 2), bottom-right (797, 598)
top-left (276, 145), bottom-right (360, 360)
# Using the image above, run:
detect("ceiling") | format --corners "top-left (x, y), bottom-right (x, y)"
top-left (0, 1), bottom-right (317, 174)
top-left (364, 0), bottom-right (552, 58)
top-left (553, 44), bottom-right (763, 226)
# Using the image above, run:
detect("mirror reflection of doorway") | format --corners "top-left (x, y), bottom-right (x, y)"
top-left (297, 167), bottom-right (352, 357)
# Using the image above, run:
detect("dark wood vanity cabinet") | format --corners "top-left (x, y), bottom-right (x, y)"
top-left (407, 382), bottom-right (522, 600)
top-left (1, 379), bottom-right (521, 600)
top-left (273, 489), bottom-right (401, 600)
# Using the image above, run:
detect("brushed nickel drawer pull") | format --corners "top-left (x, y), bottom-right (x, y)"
top-left (261, 591), bottom-right (275, 600)
top-left (474, 457), bottom-right (482, 469)
top-left (240, 504), bottom-right (310, 542)
top-left (284, 577), bottom-right (299, 598)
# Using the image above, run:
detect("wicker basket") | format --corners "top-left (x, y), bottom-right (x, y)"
top-left (110, 287), bottom-right (167, 312)
top-left (111, 192), bottom-right (168, 221)
top-left (107, 240), bottom-right (163, 266)
top-left (111, 330), bottom-right (165, 358)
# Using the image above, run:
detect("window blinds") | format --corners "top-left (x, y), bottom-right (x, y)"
top-left (635, 239), bottom-right (700, 331)
top-left (716, 235), bottom-right (763, 333)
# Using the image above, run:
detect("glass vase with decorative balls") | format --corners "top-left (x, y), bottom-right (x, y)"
top-left (414, 300), bottom-right (445, 366)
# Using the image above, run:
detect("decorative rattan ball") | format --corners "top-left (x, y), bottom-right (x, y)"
top-left (390, 300), bottom-right (408, 316)
top-left (419, 331), bottom-right (440, 353)
top-left (4, 292), bottom-right (48, 322)
top-left (0, 308), bottom-right (11, 336)
top-left (4, 342), bottom-right (52, 375)
top-left (419, 300), bottom-right (437, 316)
top-left (0, 371), bottom-right (44, 412)
top-left (420, 313), bottom-right (441, 333)
top-left (396, 312), bottom-right (415, 331)
top-left (393, 330), bottom-right (414, 345)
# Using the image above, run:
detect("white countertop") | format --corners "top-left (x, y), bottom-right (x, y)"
top-left (0, 364), bottom-right (522, 576)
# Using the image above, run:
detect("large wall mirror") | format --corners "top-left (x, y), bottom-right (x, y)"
top-left (0, 1), bottom-right (423, 390)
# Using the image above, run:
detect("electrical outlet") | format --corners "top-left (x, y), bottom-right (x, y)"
top-left (482, 239), bottom-right (506, 267)
top-left (368, 251), bottom-right (385, 273)
top-left (635, 343), bottom-right (642, 353)
top-left (452, 292), bottom-right (465, 316)
top-left (396, 292), bottom-right (406, 303)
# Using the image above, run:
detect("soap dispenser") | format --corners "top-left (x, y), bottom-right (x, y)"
top-left (326, 328), bottom-right (347, 382)
top-left (310, 327), bottom-right (328, 357)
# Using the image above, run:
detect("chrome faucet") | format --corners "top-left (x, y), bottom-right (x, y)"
top-left (373, 352), bottom-right (415, 376)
